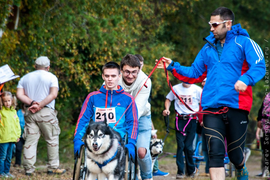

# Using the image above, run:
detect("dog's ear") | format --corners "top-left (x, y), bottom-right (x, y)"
top-left (151, 139), bottom-right (157, 144)
top-left (86, 125), bottom-right (90, 135)
top-left (87, 119), bottom-right (94, 134)
top-left (89, 118), bottom-right (94, 125)
top-left (104, 116), bottom-right (108, 126)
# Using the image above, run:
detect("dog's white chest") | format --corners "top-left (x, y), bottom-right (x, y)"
top-left (102, 159), bottom-right (117, 174)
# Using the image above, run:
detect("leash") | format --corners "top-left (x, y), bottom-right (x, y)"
top-left (161, 57), bottom-right (229, 115)
top-left (114, 57), bottom-right (229, 132)
top-left (162, 115), bottom-right (170, 142)
top-left (114, 58), bottom-right (163, 128)
top-left (162, 115), bottom-right (176, 142)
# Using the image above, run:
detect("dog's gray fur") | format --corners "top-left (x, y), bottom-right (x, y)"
top-left (84, 120), bottom-right (125, 180)
top-left (150, 139), bottom-right (164, 171)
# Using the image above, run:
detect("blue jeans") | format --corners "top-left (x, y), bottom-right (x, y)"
top-left (137, 114), bottom-right (152, 180)
top-left (175, 118), bottom-right (196, 175)
top-left (0, 142), bottom-right (14, 174)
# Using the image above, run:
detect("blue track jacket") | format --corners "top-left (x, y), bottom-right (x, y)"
top-left (74, 85), bottom-right (138, 146)
top-left (167, 24), bottom-right (266, 112)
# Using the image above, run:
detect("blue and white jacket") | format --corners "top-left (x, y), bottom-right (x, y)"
top-left (74, 85), bottom-right (138, 146)
top-left (168, 24), bottom-right (266, 112)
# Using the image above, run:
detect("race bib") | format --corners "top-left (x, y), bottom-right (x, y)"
top-left (95, 108), bottom-right (116, 123)
top-left (178, 95), bottom-right (193, 105)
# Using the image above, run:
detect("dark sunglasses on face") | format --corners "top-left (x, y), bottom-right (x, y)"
top-left (208, 20), bottom-right (232, 28)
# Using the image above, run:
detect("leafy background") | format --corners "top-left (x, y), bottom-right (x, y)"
top-left (0, 0), bottom-right (269, 162)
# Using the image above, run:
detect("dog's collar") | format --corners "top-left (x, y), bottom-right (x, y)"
top-left (151, 154), bottom-right (159, 158)
top-left (94, 149), bottom-right (118, 169)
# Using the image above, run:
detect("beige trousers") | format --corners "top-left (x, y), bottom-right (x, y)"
top-left (23, 107), bottom-right (60, 173)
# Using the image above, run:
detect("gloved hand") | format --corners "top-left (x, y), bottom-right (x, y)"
top-left (125, 143), bottom-right (135, 160)
top-left (74, 139), bottom-right (85, 158)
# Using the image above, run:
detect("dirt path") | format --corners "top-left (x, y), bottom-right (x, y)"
top-left (154, 152), bottom-right (262, 180)
top-left (9, 151), bottom-right (265, 179)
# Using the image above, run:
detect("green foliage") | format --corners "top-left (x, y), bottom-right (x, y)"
top-left (0, 0), bottom-right (269, 159)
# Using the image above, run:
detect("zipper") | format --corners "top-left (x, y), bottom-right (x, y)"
top-left (203, 37), bottom-right (220, 107)
top-left (203, 37), bottom-right (217, 51)
top-left (110, 90), bottom-right (113, 107)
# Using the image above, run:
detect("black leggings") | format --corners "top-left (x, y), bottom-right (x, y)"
top-left (203, 107), bottom-right (248, 169)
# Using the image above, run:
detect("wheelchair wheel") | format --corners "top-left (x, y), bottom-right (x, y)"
top-left (124, 153), bottom-right (129, 180)
top-left (73, 145), bottom-right (86, 180)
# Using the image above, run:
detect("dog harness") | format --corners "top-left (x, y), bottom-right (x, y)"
top-left (94, 149), bottom-right (118, 169)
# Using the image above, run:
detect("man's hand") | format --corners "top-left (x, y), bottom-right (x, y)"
top-left (151, 129), bottom-right (157, 139)
top-left (162, 109), bottom-right (170, 116)
top-left (200, 121), bottom-right (204, 127)
top-left (28, 102), bottom-right (42, 113)
top-left (74, 139), bottom-right (85, 157)
top-left (156, 57), bottom-right (172, 69)
top-left (234, 80), bottom-right (247, 92)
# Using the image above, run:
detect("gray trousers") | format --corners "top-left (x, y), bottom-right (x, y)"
top-left (23, 107), bottom-right (60, 173)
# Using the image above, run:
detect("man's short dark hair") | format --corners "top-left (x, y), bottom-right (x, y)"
top-left (211, 7), bottom-right (235, 24)
top-left (102, 62), bottom-right (120, 74)
top-left (120, 54), bottom-right (141, 70)
top-left (135, 54), bottom-right (144, 62)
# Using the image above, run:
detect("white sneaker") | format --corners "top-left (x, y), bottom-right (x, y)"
top-left (176, 174), bottom-right (185, 179)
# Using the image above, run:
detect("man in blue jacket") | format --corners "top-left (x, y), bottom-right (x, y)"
top-left (73, 62), bottom-right (138, 160)
top-left (158, 7), bottom-right (266, 180)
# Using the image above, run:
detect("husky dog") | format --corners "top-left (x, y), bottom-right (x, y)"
top-left (84, 120), bottom-right (125, 180)
top-left (150, 138), bottom-right (164, 171)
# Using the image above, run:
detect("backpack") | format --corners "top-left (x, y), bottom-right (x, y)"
top-left (262, 92), bottom-right (270, 134)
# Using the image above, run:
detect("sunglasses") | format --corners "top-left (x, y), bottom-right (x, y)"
top-left (208, 20), bottom-right (232, 28)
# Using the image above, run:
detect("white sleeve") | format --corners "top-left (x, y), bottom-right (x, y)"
top-left (166, 90), bottom-right (175, 101)
top-left (134, 79), bottom-right (151, 119)
top-left (197, 86), bottom-right (202, 102)
top-left (50, 75), bottom-right (59, 89)
top-left (17, 77), bottom-right (24, 89)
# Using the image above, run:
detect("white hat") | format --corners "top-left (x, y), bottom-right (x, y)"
top-left (203, 78), bottom-right (207, 82)
top-left (35, 56), bottom-right (50, 67)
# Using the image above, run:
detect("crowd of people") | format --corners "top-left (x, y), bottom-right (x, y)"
top-left (0, 6), bottom-right (269, 180)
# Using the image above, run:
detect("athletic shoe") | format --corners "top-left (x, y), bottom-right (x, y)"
top-left (47, 168), bottom-right (66, 175)
top-left (188, 167), bottom-right (199, 177)
top-left (255, 172), bottom-right (263, 177)
top-left (153, 169), bottom-right (169, 176)
top-left (5, 173), bottom-right (15, 178)
top-left (236, 165), bottom-right (249, 180)
top-left (25, 172), bottom-right (33, 176)
top-left (0, 173), bottom-right (8, 178)
top-left (176, 174), bottom-right (185, 179)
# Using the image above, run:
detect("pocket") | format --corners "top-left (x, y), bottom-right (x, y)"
top-left (23, 126), bottom-right (38, 140)
top-left (52, 123), bottom-right (61, 136)
top-left (39, 108), bottom-right (55, 123)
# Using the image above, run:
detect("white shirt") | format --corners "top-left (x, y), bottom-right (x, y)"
top-left (17, 70), bottom-right (59, 109)
top-left (118, 70), bottom-right (151, 119)
top-left (166, 83), bottom-right (202, 114)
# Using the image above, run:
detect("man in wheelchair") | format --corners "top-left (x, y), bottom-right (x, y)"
top-left (73, 62), bottom-right (139, 179)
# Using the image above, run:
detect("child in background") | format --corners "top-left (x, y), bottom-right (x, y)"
top-left (14, 105), bottom-right (25, 167)
top-left (0, 91), bottom-right (21, 178)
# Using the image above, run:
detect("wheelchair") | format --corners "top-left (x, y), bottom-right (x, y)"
top-left (73, 135), bottom-right (138, 180)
